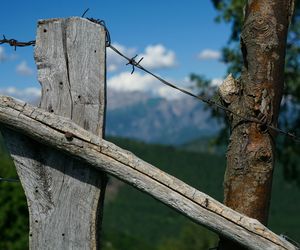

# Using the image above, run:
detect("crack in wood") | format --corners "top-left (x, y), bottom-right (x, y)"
top-left (61, 20), bottom-right (74, 120)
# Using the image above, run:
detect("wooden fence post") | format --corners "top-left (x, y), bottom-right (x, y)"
top-left (1, 17), bottom-right (107, 249)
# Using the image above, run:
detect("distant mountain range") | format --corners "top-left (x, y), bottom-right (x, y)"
top-left (20, 88), bottom-right (221, 145)
top-left (105, 89), bottom-right (221, 145)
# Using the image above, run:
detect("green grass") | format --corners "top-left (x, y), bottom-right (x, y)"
top-left (0, 135), bottom-right (299, 249)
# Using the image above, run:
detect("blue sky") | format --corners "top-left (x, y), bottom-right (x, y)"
top-left (0, 1), bottom-right (231, 101)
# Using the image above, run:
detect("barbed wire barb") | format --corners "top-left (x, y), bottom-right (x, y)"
top-left (81, 8), bottom-right (90, 18)
top-left (126, 55), bottom-right (144, 74)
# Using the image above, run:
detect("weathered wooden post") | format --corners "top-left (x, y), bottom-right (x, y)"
top-left (1, 17), bottom-right (107, 249)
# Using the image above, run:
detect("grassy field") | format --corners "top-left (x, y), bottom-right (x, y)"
top-left (0, 136), bottom-right (299, 249)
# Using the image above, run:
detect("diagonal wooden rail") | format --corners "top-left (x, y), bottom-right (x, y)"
top-left (0, 95), bottom-right (297, 250)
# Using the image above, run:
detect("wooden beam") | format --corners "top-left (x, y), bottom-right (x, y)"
top-left (0, 95), bottom-right (296, 250)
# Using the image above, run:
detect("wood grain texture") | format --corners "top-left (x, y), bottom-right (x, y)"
top-left (0, 17), bottom-right (107, 250)
top-left (0, 96), bottom-right (297, 250)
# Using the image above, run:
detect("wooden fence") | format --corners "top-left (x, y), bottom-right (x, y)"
top-left (0, 17), bottom-right (297, 250)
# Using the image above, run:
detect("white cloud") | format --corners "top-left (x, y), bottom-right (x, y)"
top-left (107, 43), bottom-right (136, 72)
top-left (197, 49), bottom-right (221, 60)
top-left (0, 86), bottom-right (41, 103)
top-left (108, 71), bottom-right (160, 92)
top-left (138, 44), bottom-right (176, 69)
top-left (107, 64), bottom-right (117, 72)
top-left (156, 86), bottom-right (183, 100)
top-left (16, 61), bottom-right (34, 76)
top-left (0, 47), bottom-right (7, 62)
top-left (108, 71), bottom-right (190, 100)
top-left (0, 46), bottom-right (18, 62)
top-left (211, 78), bottom-right (223, 86)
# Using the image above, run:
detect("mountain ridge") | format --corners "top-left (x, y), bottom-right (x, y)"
top-left (106, 89), bottom-right (221, 145)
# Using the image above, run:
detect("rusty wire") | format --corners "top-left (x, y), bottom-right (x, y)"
top-left (0, 35), bottom-right (35, 50)
top-left (0, 19), bottom-right (300, 143)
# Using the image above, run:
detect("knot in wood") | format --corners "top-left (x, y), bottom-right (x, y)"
top-left (64, 131), bottom-right (74, 141)
top-left (242, 14), bottom-right (278, 51)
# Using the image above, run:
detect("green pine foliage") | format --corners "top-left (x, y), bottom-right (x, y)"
top-left (157, 223), bottom-right (217, 250)
top-left (0, 135), bottom-right (29, 250)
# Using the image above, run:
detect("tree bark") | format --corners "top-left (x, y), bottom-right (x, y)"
top-left (218, 1), bottom-right (295, 249)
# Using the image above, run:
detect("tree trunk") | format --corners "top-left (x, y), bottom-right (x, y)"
top-left (218, 1), bottom-right (295, 249)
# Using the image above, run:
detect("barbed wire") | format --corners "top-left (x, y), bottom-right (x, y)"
top-left (0, 18), bottom-right (300, 143)
top-left (0, 177), bottom-right (19, 183)
top-left (109, 44), bottom-right (300, 143)
top-left (0, 35), bottom-right (35, 50)
top-left (94, 20), bottom-right (300, 143)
